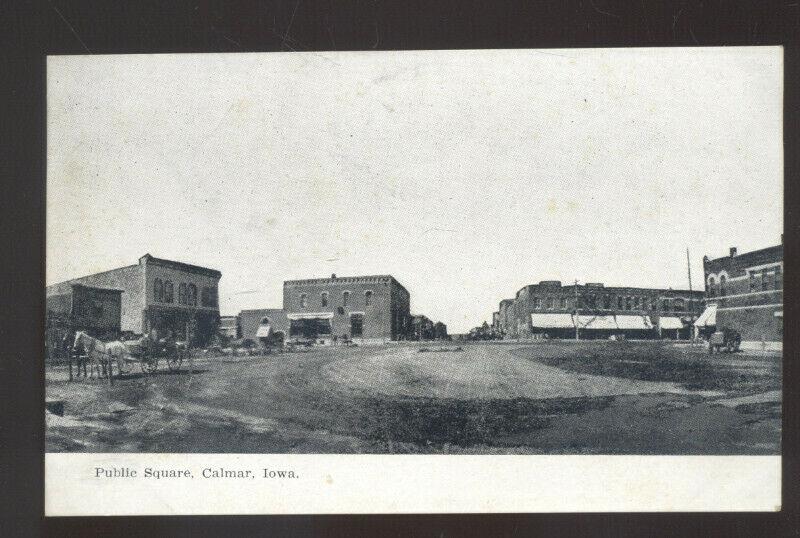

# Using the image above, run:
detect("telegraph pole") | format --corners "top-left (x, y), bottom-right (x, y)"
top-left (574, 279), bottom-right (580, 341)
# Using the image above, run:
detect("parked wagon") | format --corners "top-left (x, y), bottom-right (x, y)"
top-left (122, 335), bottom-right (190, 374)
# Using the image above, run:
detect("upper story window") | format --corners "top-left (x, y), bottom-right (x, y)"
top-left (588, 295), bottom-right (597, 309)
top-left (674, 298), bottom-right (685, 311)
top-left (650, 297), bottom-right (658, 310)
top-left (560, 297), bottom-right (568, 309)
top-left (545, 297), bottom-right (554, 309)
top-left (662, 298), bottom-right (670, 311)
top-left (763, 268), bottom-right (774, 291)
top-left (300, 293), bottom-right (308, 308)
top-left (775, 266), bottom-right (782, 289)
top-left (164, 281), bottom-right (174, 303)
top-left (343, 291), bottom-right (350, 306)
top-left (602, 295), bottom-right (611, 309)
top-left (633, 296), bottom-right (640, 309)
top-left (617, 296), bottom-right (623, 309)
top-left (321, 292), bottom-right (329, 307)
top-left (187, 284), bottom-right (197, 306)
top-left (364, 290), bottom-right (373, 306)
top-left (708, 277), bottom-right (716, 297)
top-left (200, 286), bottom-right (217, 307)
top-left (154, 278), bottom-right (164, 302)
top-left (178, 283), bottom-right (187, 305)
top-left (532, 297), bottom-right (541, 309)
top-left (719, 275), bottom-right (727, 297)
top-left (625, 296), bottom-right (632, 310)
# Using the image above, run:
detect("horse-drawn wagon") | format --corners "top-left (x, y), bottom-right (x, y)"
top-left (121, 336), bottom-right (190, 374)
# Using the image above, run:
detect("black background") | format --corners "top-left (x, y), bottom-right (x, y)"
top-left (3, 0), bottom-right (799, 535)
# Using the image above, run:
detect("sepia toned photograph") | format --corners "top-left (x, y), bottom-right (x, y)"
top-left (45, 47), bottom-right (782, 461)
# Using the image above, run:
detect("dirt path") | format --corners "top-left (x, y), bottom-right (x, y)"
top-left (322, 345), bottom-right (704, 399)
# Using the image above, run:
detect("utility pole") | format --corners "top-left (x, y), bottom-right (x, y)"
top-left (574, 279), bottom-right (580, 341)
top-left (687, 247), bottom-right (696, 343)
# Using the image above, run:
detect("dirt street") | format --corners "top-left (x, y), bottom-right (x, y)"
top-left (45, 341), bottom-right (781, 454)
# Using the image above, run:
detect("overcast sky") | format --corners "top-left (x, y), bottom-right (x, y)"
top-left (47, 48), bottom-right (782, 332)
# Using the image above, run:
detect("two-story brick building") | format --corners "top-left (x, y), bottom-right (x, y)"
top-left (45, 254), bottom-right (222, 346)
top-left (695, 241), bottom-right (783, 350)
top-left (282, 274), bottom-right (411, 344)
top-left (501, 280), bottom-right (703, 340)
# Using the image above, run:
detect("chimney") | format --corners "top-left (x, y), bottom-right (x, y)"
top-left (729, 247), bottom-right (737, 258)
top-left (331, 273), bottom-right (336, 279)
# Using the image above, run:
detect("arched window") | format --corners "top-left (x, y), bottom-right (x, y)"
top-left (343, 291), bottom-right (350, 307)
top-left (719, 275), bottom-right (727, 297)
top-left (708, 277), bottom-right (716, 297)
top-left (560, 297), bottom-right (567, 309)
top-left (617, 296), bottom-right (623, 309)
top-left (674, 298), bottom-right (685, 311)
top-left (603, 295), bottom-right (611, 309)
top-left (154, 278), bottom-right (164, 302)
top-left (364, 290), bottom-right (373, 307)
top-left (164, 280), bottom-right (174, 303)
top-left (187, 284), bottom-right (197, 306)
top-left (300, 293), bottom-right (308, 308)
top-left (178, 283), bottom-right (187, 305)
top-left (321, 292), bottom-right (329, 307)
top-left (545, 297), bottom-right (554, 309)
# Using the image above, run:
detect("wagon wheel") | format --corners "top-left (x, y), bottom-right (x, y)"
top-left (167, 348), bottom-right (183, 372)
top-left (140, 349), bottom-right (159, 374)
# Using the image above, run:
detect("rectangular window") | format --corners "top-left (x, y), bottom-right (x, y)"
top-left (662, 299), bottom-right (669, 311)
top-left (560, 297), bottom-right (567, 309)
top-left (750, 271), bottom-right (757, 292)
top-left (762, 269), bottom-right (770, 291)
top-left (533, 297), bottom-right (541, 309)
top-left (775, 266), bottom-right (782, 289)
top-left (625, 297), bottom-right (632, 310)
top-left (617, 296), bottom-right (623, 309)
top-left (350, 313), bottom-right (364, 337)
top-left (546, 297), bottom-right (554, 309)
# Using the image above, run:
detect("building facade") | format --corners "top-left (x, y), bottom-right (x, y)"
top-left (45, 254), bottom-right (222, 346)
top-left (504, 280), bottom-right (703, 339)
top-left (498, 299), bottom-right (514, 337)
top-left (45, 283), bottom-right (123, 361)
top-left (238, 308), bottom-right (290, 342)
top-left (218, 315), bottom-right (241, 339)
top-left (283, 274), bottom-right (411, 344)
top-left (697, 242), bottom-right (783, 349)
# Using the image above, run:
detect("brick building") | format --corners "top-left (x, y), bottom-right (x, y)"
top-left (238, 308), bottom-right (290, 342)
top-left (283, 274), bottom-right (411, 344)
top-left (45, 254), bottom-right (222, 346)
top-left (502, 280), bottom-right (703, 340)
top-left (497, 298), bottom-right (515, 337)
top-left (45, 283), bottom-right (123, 361)
top-left (695, 241), bottom-right (783, 350)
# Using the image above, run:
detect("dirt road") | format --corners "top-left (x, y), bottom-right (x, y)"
top-left (45, 342), bottom-right (781, 454)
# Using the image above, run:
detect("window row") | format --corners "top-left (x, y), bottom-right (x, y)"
top-left (299, 290), bottom-right (373, 308)
top-left (153, 278), bottom-right (217, 307)
top-left (531, 294), bottom-right (688, 312)
top-left (749, 266), bottom-right (782, 293)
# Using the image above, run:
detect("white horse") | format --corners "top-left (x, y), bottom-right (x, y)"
top-left (72, 331), bottom-right (129, 380)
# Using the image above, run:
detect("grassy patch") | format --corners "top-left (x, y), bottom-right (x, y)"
top-left (511, 341), bottom-right (780, 393)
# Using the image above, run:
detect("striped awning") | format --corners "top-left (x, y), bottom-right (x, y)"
top-left (615, 315), bottom-right (653, 330)
top-left (575, 315), bottom-right (617, 330)
top-left (255, 325), bottom-right (272, 337)
top-left (658, 316), bottom-right (684, 330)
top-left (530, 313), bottom-right (575, 329)
top-left (693, 304), bottom-right (717, 327)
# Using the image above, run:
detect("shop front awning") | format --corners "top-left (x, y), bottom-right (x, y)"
top-left (287, 312), bottom-right (335, 320)
top-left (658, 316), bottom-right (684, 330)
top-left (530, 313), bottom-right (575, 329)
top-left (615, 315), bottom-right (653, 330)
top-left (255, 325), bottom-right (272, 337)
top-left (693, 304), bottom-right (717, 327)
top-left (575, 315), bottom-right (617, 330)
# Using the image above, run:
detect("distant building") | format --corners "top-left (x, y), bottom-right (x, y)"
top-left (45, 254), bottom-right (222, 346)
top-left (218, 315), bottom-right (240, 339)
top-left (45, 283), bottom-right (123, 361)
top-left (283, 274), bottom-right (411, 344)
top-left (696, 241), bottom-right (783, 350)
top-left (498, 298), bottom-right (514, 337)
top-left (238, 308), bottom-right (289, 342)
top-left (504, 280), bottom-right (703, 340)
